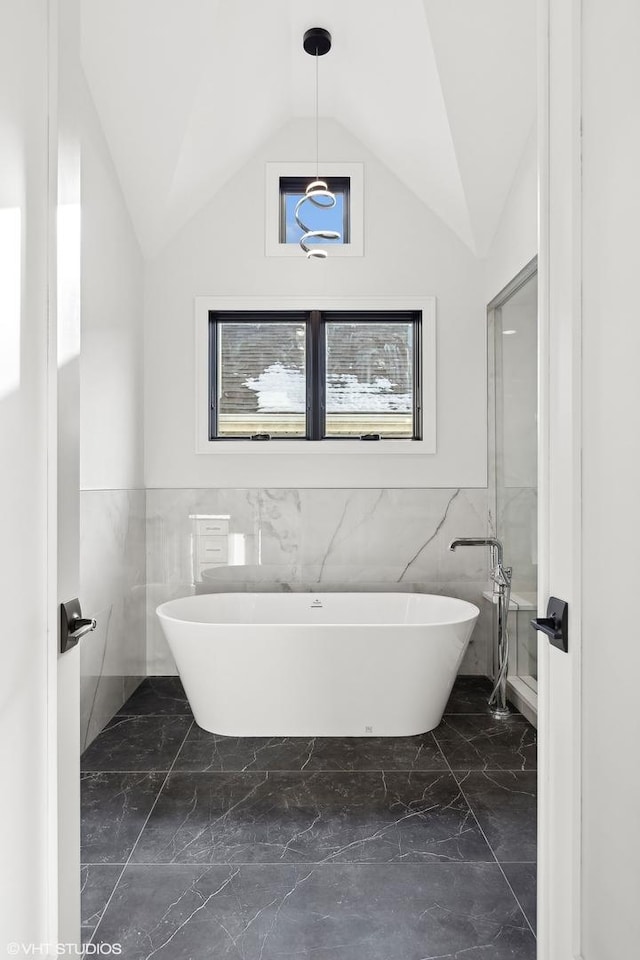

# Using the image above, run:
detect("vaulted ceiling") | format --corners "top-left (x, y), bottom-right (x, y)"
top-left (81, 0), bottom-right (536, 258)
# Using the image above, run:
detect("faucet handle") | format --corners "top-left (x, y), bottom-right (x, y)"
top-left (492, 563), bottom-right (512, 588)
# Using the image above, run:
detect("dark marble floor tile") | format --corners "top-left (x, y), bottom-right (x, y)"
top-left (459, 771), bottom-right (537, 862)
top-left (81, 772), bottom-right (164, 863)
top-left (80, 864), bottom-right (121, 930)
top-left (131, 770), bottom-right (492, 865)
top-left (434, 714), bottom-right (537, 771)
top-left (81, 716), bottom-right (192, 771)
top-left (503, 862), bottom-right (537, 931)
top-left (117, 676), bottom-right (192, 716)
top-left (444, 676), bottom-right (496, 714)
top-left (174, 728), bottom-right (447, 773)
top-left (95, 862), bottom-right (535, 960)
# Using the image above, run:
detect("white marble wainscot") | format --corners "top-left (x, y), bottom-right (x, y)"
top-left (294, 488), bottom-right (492, 674)
top-left (147, 488), bottom-right (492, 677)
top-left (146, 488), bottom-right (262, 674)
top-left (80, 489), bottom-right (146, 749)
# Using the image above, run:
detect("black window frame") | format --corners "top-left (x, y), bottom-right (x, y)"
top-left (279, 176), bottom-right (351, 246)
top-left (208, 310), bottom-right (422, 442)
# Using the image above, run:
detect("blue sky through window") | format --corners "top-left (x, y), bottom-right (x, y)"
top-left (284, 192), bottom-right (344, 245)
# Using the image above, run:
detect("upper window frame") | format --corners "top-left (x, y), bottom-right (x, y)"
top-left (208, 310), bottom-right (423, 443)
top-left (265, 162), bottom-right (364, 258)
top-left (195, 297), bottom-right (436, 457)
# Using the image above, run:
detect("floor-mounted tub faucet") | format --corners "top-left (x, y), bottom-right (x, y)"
top-left (448, 537), bottom-right (512, 718)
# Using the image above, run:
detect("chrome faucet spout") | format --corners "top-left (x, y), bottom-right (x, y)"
top-left (448, 537), bottom-right (504, 568)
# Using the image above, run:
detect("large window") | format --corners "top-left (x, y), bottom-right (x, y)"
top-left (209, 310), bottom-right (422, 441)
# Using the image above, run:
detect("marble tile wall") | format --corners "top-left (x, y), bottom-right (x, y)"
top-left (80, 490), bottom-right (146, 749)
top-left (146, 488), bottom-right (493, 677)
top-left (498, 486), bottom-right (538, 593)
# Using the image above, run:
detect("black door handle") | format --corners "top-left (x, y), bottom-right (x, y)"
top-left (68, 617), bottom-right (97, 639)
top-left (60, 599), bottom-right (97, 653)
top-left (531, 597), bottom-right (568, 653)
top-left (531, 617), bottom-right (562, 640)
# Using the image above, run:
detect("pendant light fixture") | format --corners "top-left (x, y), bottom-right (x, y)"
top-left (296, 27), bottom-right (340, 259)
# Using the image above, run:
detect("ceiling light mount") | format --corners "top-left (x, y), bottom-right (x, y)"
top-left (303, 27), bottom-right (332, 57)
top-left (297, 27), bottom-right (339, 258)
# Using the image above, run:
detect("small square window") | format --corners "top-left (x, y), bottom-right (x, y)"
top-left (265, 163), bottom-right (364, 258)
top-left (279, 177), bottom-right (350, 247)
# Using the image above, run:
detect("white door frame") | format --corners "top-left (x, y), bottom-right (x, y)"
top-left (40, 0), bottom-right (589, 953)
top-left (46, 0), bottom-right (62, 941)
top-left (46, 0), bottom-right (83, 948)
top-left (537, 0), bottom-right (583, 957)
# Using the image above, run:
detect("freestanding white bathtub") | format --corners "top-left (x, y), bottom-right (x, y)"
top-left (156, 592), bottom-right (479, 737)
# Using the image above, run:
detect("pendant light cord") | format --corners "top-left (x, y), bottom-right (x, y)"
top-left (315, 51), bottom-right (319, 178)
top-left (297, 28), bottom-right (339, 258)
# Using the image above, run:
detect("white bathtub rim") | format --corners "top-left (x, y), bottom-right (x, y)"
top-left (156, 592), bottom-right (480, 629)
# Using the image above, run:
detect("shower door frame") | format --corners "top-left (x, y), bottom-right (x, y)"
top-left (487, 257), bottom-right (539, 723)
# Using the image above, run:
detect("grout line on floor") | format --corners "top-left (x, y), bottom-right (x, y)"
top-left (433, 729), bottom-right (537, 941)
top-left (81, 769), bottom-right (178, 775)
top-left (87, 718), bottom-right (195, 946)
top-left (470, 839), bottom-right (537, 939)
top-left (99, 710), bottom-right (502, 722)
top-left (81, 766), bottom-right (536, 775)
top-left (113, 713), bottom-right (193, 718)
top-left (80, 859), bottom-right (536, 868)
top-left (493, 863), bottom-right (537, 940)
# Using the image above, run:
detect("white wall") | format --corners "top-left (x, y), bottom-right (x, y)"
top-left (144, 119), bottom-right (487, 489)
top-left (80, 72), bottom-right (144, 492)
top-left (580, 0), bottom-right (640, 953)
top-left (0, 0), bottom-right (51, 947)
top-left (484, 126), bottom-right (537, 302)
top-left (78, 62), bottom-right (147, 746)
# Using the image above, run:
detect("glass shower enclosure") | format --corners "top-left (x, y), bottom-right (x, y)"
top-left (487, 259), bottom-right (538, 719)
